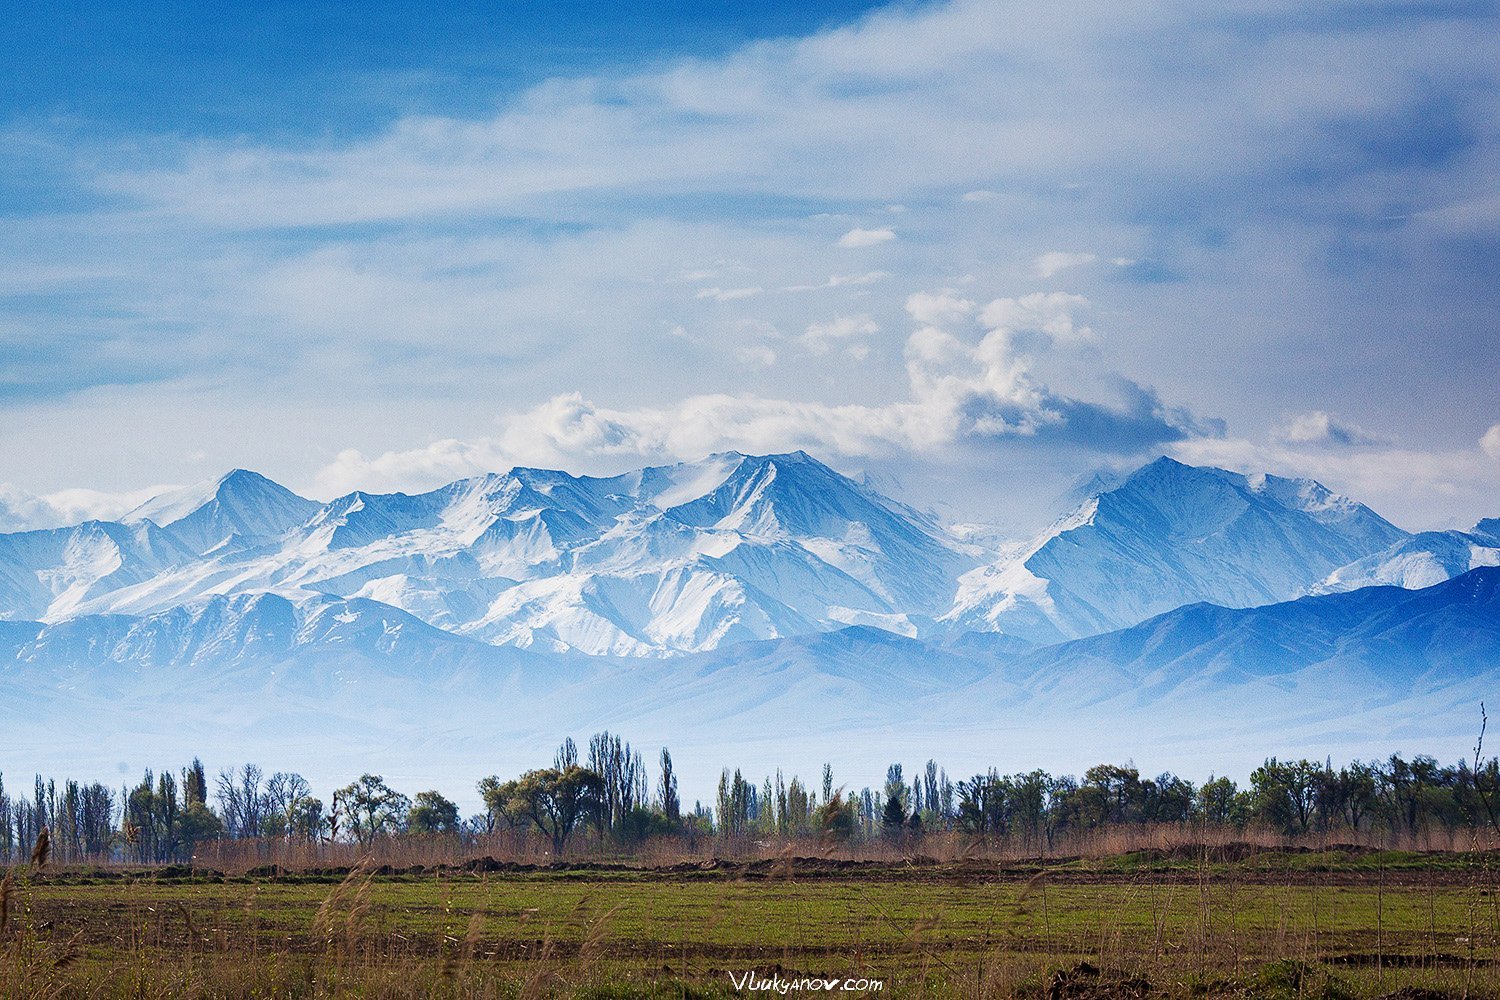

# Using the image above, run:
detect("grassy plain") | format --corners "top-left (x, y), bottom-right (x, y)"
top-left (5, 848), bottom-right (1500, 998)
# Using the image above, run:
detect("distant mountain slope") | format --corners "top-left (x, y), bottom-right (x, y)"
top-left (1, 591), bottom-right (528, 676)
top-left (1007, 566), bottom-right (1500, 705)
top-left (944, 457), bottom-right (1408, 643)
top-left (3, 566), bottom-right (1495, 799)
top-left (1316, 526), bottom-right (1500, 594)
top-left (0, 519), bottom-right (197, 621)
top-left (9, 564), bottom-right (1491, 712)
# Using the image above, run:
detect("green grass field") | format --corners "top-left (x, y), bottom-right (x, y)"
top-left (6, 850), bottom-right (1500, 998)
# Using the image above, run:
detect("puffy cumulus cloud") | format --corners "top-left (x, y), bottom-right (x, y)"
top-left (802, 315), bottom-right (878, 356)
top-left (1034, 251), bottom-right (1096, 279)
top-left (314, 287), bottom-right (1216, 495)
top-left (734, 344), bottom-right (778, 367)
top-left (904, 290), bottom-right (975, 327)
top-left (1276, 410), bottom-right (1389, 448)
top-left (837, 228), bottom-right (895, 248)
top-left (1483, 423), bottom-right (1500, 461)
top-left (978, 292), bottom-right (1093, 346)
top-left (904, 290), bottom-right (1205, 447)
top-left (0, 483), bottom-right (170, 531)
top-left (313, 392), bottom-right (914, 495)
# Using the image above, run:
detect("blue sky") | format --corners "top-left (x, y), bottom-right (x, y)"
top-left (2, 0), bottom-right (1499, 532)
top-left (3, 2), bottom-right (888, 142)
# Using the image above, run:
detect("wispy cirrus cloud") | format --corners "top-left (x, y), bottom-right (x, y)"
top-left (1034, 251), bottom-right (1096, 279)
top-left (837, 227), bottom-right (896, 248)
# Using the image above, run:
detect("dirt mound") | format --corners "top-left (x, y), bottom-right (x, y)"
top-left (1047, 961), bottom-right (1152, 999)
top-left (461, 857), bottom-right (537, 874)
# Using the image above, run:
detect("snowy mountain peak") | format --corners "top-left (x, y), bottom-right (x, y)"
top-left (945, 456), bottom-right (1408, 644)
top-left (122, 469), bottom-right (321, 556)
top-left (126, 469), bottom-right (293, 525)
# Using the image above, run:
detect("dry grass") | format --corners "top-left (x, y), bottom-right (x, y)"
top-left (20, 817), bottom-right (1493, 877)
top-left (7, 815), bottom-right (1500, 997)
top-left (5, 840), bottom-right (1500, 999)
top-left (139, 822), bottom-right (1500, 876)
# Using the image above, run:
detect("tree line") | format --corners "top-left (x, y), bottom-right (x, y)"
top-left (4, 737), bottom-right (1498, 864)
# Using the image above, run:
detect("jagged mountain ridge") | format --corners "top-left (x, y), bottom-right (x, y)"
top-left (0, 452), bottom-right (1491, 655)
top-left (0, 452), bottom-right (978, 656)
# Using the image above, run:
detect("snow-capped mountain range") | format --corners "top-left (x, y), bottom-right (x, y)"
top-left (0, 451), bottom-right (1494, 658)
top-left (4, 449), bottom-right (1498, 793)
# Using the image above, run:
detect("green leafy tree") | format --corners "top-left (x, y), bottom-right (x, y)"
top-left (1198, 776), bottom-right (1245, 827)
top-left (492, 766), bottom-right (602, 854)
top-left (408, 790), bottom-right (461, 835)
top-left (956, 771), bottom-right (1005, 838)
top-left (814, 789), bottom-right (857, 842)
top-left (881, 764), bottom-right (908, 835)
top-left (179, 799), bottom-right (222, 855)
top-left (715, 769), bottom-right (755, 837)
top-left (1250, 759), bottom-right (1321, 833)
top-left (1082, 764), bottom-right (1142, 825)
top-left (657, 748), bottom-right (680, 823)
top-left (336, 774), bottom-right (410, 845)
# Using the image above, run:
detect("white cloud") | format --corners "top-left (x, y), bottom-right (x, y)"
top-left (1483, 423), bottom-right (1500, 461)
top-left (734, 344), bottom-right (778, 367)
top-left (904, 290), bottom-right (975, 326)
top-left (3, 0), bottom-right (1496, 533)
top-left (1172, 435), bottom-right (1500, 531)
top-left (802, 315), bottom-right (879, 355)
top-left (695, 285), bottom-right (763, 302)
top-left (978, 292), bottom-right (1093, 344)
top-left (0, 483), bottom-right (171, 532)
top-left (783, 271), bottom-right (887, 292)
top-left (1276, 410), bottom-right (1389, 448)
top-left (837, 227), bottom-right (895, 248)
top-left (1034, 251), bottom-right (1096, 279)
